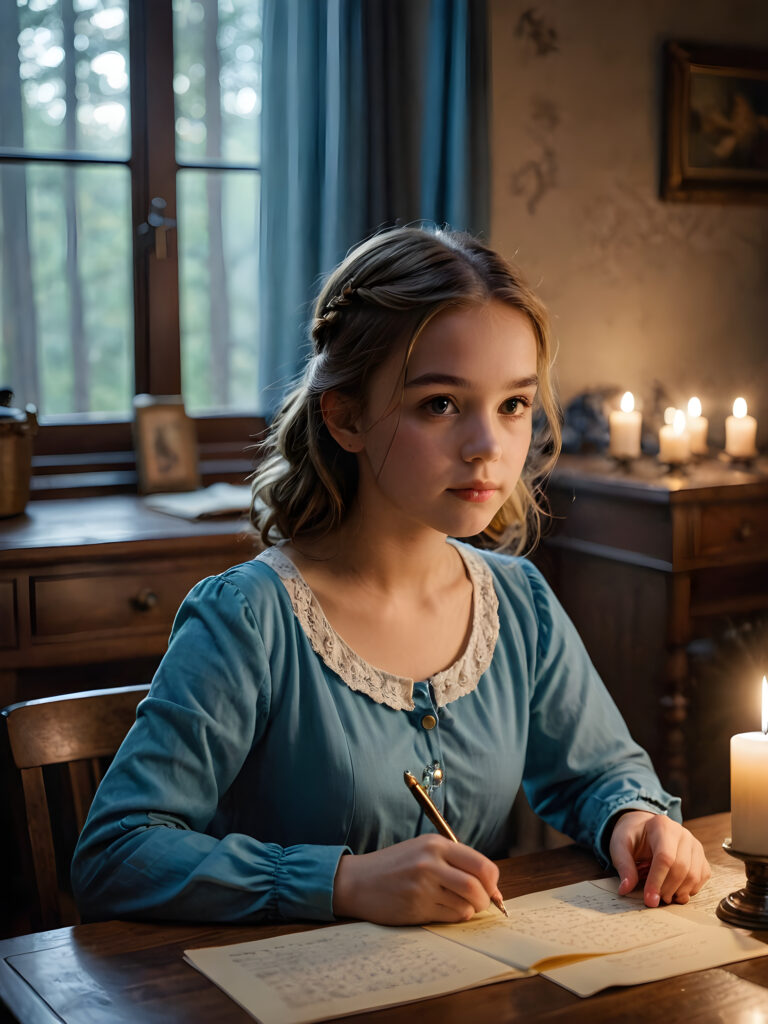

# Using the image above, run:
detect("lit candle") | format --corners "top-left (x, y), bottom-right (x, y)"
top-left (725, 398), bottom-right (758, 458)
top-left (730, 677), bottom-right (768, 855)
top-left (686, 397), bottom-right (708, 455)
top-left (609, 391), bottom-right (642, 459)
top-left (658, 409), bottom-right (690, 464)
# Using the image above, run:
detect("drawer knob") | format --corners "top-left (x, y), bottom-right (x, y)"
top-left (132, 588), bottom-right (159, 612)
top-left (737, 521), bottom-right (754, 542)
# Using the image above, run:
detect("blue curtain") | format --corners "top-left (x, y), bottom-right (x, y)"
top-left (258, 0), bottom-right (490, 413)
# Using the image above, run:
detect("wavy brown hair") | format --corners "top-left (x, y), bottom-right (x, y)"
top-left (251, 226), bottom-right (561, 554)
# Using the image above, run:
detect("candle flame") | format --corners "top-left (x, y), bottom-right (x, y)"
top-left (763, 676), bottom-right (767, 734)
top-left (672, 409), bottom-right (686, 436)
top-left (687, 397), bottom-right (701, 418)
top-left (664, 406), bottom-right (676, 425)
top-left (733, 397), bottom-right (747, 419)
top-left (620, 391), bottom-right (634, 414)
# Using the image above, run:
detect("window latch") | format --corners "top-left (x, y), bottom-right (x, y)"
top-left (137, 196), bottom-right (177, 260)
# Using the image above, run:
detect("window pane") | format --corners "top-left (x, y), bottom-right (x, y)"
top-left (0, 0), bottom-right (130, 159)
top-left (178, 168), bottom-right (260, 412)
top-left (173, 0), bottom-right (262, 165)
top-left (0, 162), bottom-right (133, 417)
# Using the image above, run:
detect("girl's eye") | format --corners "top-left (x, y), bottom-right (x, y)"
top-left (500, 396), bottom-right (529, 416)
top-left (424, 396), bottom-right (457, 415)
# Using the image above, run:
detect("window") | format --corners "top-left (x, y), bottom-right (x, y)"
top-left (0, 0), bottom-right (264, 489)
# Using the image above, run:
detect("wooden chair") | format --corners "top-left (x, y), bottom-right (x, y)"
top-left (1, 684), bottom-right (150, 930)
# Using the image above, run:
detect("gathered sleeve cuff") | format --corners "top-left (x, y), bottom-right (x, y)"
top-left (277, 845), bottom-right (351, 920)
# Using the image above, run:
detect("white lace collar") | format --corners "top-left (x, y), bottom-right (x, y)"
top-left (256, 541), bottom-right (499, 711)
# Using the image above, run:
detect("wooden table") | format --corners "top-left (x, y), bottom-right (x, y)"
top-left (1, 814), bottom-right (766, 1023)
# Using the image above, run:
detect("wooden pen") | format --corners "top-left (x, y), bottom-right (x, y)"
top-left (403, 769), bottom-right (509, 917)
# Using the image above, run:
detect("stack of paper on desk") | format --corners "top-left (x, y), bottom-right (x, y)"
top-left (184, 864), bottom-right (768, 1023)
top-left (143, 483), bottom-right (253, 519)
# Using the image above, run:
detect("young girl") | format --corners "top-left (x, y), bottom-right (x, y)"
top-left (72, 226), bottom-right (709, 925)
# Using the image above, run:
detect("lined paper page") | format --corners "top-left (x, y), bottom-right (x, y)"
top-left (185, 922), bottom-right (527, 1024)
top-left (426, 880), bottom-right (697, 969)
top-left (427, 866), bottom-right (768, 995)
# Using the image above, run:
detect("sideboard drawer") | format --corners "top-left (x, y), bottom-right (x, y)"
top-left (30, 564), bottom-right (208, 640)
top-left (694, 500), bottom-right (768, 562)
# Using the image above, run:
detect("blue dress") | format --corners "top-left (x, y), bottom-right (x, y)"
top-left (71, 541), bottom-right (680, 922)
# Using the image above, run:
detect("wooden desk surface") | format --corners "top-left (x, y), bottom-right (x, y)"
top-left (0, 494), bottom-right (256, 562)
top-left (550, 452), bottom-right (768, 503)
top-left (1, 814), bottom-right (766, 1023)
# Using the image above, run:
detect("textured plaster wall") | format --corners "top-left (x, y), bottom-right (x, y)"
top-left (490, 1), bottom-right (768, 446)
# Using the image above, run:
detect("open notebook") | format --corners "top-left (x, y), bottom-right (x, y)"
top-left (184, 863), bottom-right (768, 1024)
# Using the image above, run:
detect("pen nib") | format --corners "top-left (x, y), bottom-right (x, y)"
top-left (493, 894), bottom-right (509, 917)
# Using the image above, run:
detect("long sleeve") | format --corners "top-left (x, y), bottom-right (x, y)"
top-left (71, 574), bottom-right (349, 923)
top-left (511, 560), bottom-right (682, 864)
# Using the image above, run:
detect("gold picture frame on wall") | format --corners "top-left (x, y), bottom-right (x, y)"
top-left (662, 41), bottom-right (768, 204)
top-left (132, 394), bottom-right (200, 494)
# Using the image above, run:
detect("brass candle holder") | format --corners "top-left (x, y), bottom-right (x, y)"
top-left (719, 449), bottom-right (758, 468)
top-left (657, 457), bottom-right (689, 473)
top-left (716, 839), bottom-right (768, 930)
top-left (609, 454), bottom-right (638, 472)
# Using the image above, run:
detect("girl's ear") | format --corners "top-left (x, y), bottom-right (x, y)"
top-left (321, 390), bottom-right (365, 453)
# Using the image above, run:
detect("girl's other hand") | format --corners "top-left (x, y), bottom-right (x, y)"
top-left (332, 834), bottom-right (503, 925)
top-left (609, 810), bottom-right (711, 908)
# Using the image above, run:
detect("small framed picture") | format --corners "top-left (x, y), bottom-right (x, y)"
top-left (662, 41), bottom-right (768, 204)
top-left (132, 395), bottom-right (200, 494)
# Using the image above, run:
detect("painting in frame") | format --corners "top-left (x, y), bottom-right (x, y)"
top-left (133, 394), bottom-right (200, 494)
top-left (662, 41), bottom-right (768, 204)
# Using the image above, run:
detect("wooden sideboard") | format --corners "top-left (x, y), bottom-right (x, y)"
top-left (535, 453), bottom-right (768, 817)
top-left (0, 496), bottom-right (259, 708)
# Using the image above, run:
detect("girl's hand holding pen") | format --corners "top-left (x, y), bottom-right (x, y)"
top-left (331, 835), bottom-right (503, 925)
top-left (332, 767), bottom-right (508, 925)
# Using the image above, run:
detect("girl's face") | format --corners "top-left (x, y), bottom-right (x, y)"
top-left (353, 300), bottom-right (539, 540)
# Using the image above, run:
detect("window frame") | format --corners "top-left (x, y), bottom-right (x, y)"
top-left (5, 0), bottom-right (265, 496)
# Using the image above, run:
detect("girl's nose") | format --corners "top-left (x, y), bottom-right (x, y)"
top-left (461, 415), bottom-right (502, 462)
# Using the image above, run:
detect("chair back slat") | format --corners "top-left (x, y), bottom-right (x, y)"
top-left (68, 760), bottom-right (97, 834)
top-left (20, 766), bottom-right (61, 930)
top-left (2, 684), bottom-right (150, 930)
top-left (90, 756), bottom-right (105, 789)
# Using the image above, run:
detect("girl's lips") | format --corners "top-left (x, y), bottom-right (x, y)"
top-left (449, 487), bottom-right (498, 503)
